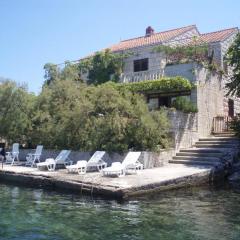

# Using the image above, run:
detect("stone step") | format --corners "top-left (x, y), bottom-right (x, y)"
top-left (176, 152), bottom-right (223, 158)
top-left (213, 132), bottom-right (236, 137)
top-left (214, 131), bottom-right (234, 133)
top-left (199, 138), bottom-right (239, 142)
top-left (196, 141), bottom-right (238, 145)
top-left (195, 144), bottom-right (235, 148)
top-left (172, 156), bottom-right (221, 162)
top-left (169, 159), bottom-right (218, 166)
top-left (180, 148), bottom-right (223, 153)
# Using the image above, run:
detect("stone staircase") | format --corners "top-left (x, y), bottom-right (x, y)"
top-left (169, 132), bottom-right (240, 167)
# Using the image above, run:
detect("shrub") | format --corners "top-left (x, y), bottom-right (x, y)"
top-left (171, 96), bottom-right (198, 113)
top-left (116, 77), bottom-right (192, 93)
top-left (230, 116), bottom-right (240, 138)
top-left (33, 81), bottom-right (170, 152)
top-left (0, 79), bottom-right (35, 145)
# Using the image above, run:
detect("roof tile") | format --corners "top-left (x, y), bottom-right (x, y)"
top-left (108, 26), bottom-right (238, 52)
top-left (200, 28), bottom-right (238, 43)
top-left (108, 25), bottom-right (197, 52)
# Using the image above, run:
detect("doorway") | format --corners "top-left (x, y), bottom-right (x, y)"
top-left (228, 99), bottom-right (234, 117)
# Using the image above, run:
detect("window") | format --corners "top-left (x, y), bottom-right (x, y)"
top-left (159, 97), bottom-right (171, 107)
top-left (134, 58), bottom-right (148, 72)
top-left (147, 96), bottom-right (171, 110)
top-left (148, 98), bottom-right (159, 110)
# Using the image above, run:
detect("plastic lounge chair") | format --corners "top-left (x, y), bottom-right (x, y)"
top-left (86, 151), bottom-right (107, 171)
top-left (102, 152), bottom-right (143, 177)
top-left (25, 145), bottom-right (43, 167)
top-left (66, 151), bottom-right (107, 174)
top-left (5, 143), bottom-right (20, 165)
top-left (37, 150), bottom-right (71, 171)
top-left (66, 160), bottom-right (88, 174)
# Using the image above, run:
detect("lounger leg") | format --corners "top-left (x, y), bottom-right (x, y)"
top-left (119, 169), bottom-right (125, 177)
top-left (11, 156), bottom-right (15, 166)
top-left (97, 164), bottom-right (104, 172)
top-left (47, 163), bottom-right (56, 171)
top-left (77, 166), bottom-right (86, 174)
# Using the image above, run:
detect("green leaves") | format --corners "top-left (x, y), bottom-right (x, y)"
top-left (32, 81), bottom-right (170, 152)
top-left (115, 77), bottom-right (192, 93)
top-left (225, 33), bottom-right (240, 97)
top-left (43, 49), bottom-right (127, 86)
top-left (0, 79), bottom-right (35, 145)
top-left (230, 116), bottom-right (240, 138)
top-left (154, 43), bottom-right (209, 64)
top-left (171, 96), bottom-right (198, 113)
top-left (87, 49), bottom-right (126, 85)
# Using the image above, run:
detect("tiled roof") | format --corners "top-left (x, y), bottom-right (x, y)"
top-left (200, 28), bottom-right (238, 43)
top-left (108, 25), bottom-right (197, 52)
top-left (107, 26), bottom-right (238, 52)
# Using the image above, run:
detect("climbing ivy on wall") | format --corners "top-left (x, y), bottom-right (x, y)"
top-left (113, 77), bottom-right (193, 93)
top-left (154, 43), bottom-right (208, 64)
top-left (154, 41), bottom-right (224, 74)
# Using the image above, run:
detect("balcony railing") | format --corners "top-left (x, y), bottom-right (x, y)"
top-left (212, 115), bottom-right (232, 133)
top-left (120, 69), bottom-right (164, 83)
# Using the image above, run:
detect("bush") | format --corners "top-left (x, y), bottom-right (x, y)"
top-left (0, 79), bottom-right (35, 145)
top-left (116, 77), bottom-right (192, 93)
top-left (230, 116), bottom-right (240, 138)
top-left (171, 96), bottom-right (198, 113)
top-left (33, 81), bottom-right (170, 152)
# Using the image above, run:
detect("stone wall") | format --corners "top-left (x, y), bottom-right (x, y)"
top-left (122, 45), bottom-right (165, 76)
top-left (195, 67), bottom-right (225, 137)
top-left (165, 63), bottom-right (196, 82)
top-left (168, 110), bottom-right (198, 150)
top-left (165, 64), bottom-right (231, 138)
top-left (208, 42), bottom-right (222, 66)
top-left (221, 32), bottom-right (238, 66)
top-left (167, 28), bottom-right (200, 46)
top-left (164, 63), bottom-right (225, 143)
top-left (17, 149), bottom-right (174, 169)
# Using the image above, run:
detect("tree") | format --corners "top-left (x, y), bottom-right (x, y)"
top-left (225, 33), bottom-right (240, 97)
top-left (43, 63), bottom-right (60, 86)
top-left (33, 80), bottom-right (170, 152)
top-left (79, 49), bottom-right (127, 85)
top-left (43, 49), bottom-right (128, 87)
top-left (0, 79), bottom-right (35, 145)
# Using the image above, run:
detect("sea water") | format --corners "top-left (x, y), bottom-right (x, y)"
top-left (0, 183), bottom-right (240, 240)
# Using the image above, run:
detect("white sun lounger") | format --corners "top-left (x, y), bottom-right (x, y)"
top-left (5, 143), bottom-right (20, 165)
top-left (102, 152), bottom-right (143, 177)
top-left (25, 145), bottom-right (43, 167)
top-left (66, 160), bottom-right (88, 174)
top-left (66, 151), bottom-right (107, 174)
top-left (37, 150), bottom-right (71, 171)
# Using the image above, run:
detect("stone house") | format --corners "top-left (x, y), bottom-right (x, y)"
top-left (84, 25), bottom-right (240, 149)
top-left (105, 25), bottom-right (238, 140)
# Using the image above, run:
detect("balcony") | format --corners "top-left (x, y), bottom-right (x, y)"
top-left (120, 69), bottom-right (164, 83)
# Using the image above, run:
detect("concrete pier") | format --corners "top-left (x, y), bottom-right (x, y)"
top-left (0, 164), bottom-right (215, 199)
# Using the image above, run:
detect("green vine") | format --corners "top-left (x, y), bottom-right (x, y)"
top-left (111, 77), bottom-right (193, 93)
top-left (171, 96), bottom-right (198, 113)
top-left (154, 42), bottom-right (225, 74)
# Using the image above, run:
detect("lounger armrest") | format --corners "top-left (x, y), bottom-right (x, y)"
top-left (98, 158), bottom-right (107, 165)
top-left (64, 160), bottom-right (74, 167)
top-left (27, 153), bottom-right (38, 158)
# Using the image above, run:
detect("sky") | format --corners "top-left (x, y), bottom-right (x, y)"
top-left (0, 0), bottom-right (240, 94)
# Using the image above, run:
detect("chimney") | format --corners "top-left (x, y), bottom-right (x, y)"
top-left (145, 26), bottom-right (154, 36)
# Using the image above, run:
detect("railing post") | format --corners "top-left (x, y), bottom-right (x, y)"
top-left (213, 115), bottom-right (231, 133)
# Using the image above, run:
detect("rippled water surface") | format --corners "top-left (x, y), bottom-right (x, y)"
top-left (0, 183), bottom-right (240, 240)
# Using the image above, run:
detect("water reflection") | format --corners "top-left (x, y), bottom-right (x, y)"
top-left (0, 183), bottom-right (240, 240)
